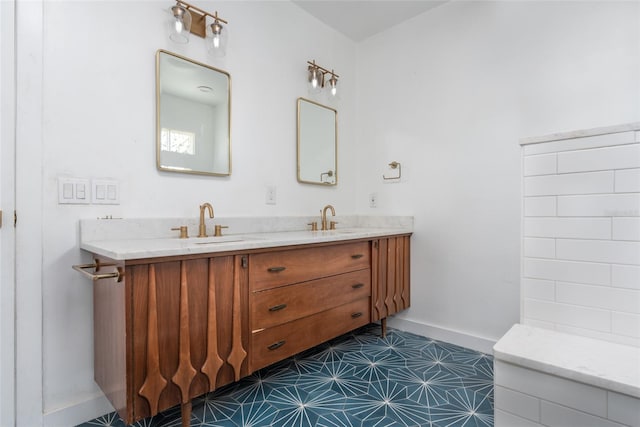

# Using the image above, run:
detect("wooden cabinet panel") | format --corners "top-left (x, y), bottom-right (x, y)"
top-left (250, 269), bottom-right (370, 330)
top-left (250, 297), bottom-right (370, 372)
top-left (372, 235), bottom-right (411, 322)
top-left (93, 258), bottom-right (128, 422)
top-left (249, 242), bottom-right (370, 291)
top-left (92, 255), bottom-right (249, 425)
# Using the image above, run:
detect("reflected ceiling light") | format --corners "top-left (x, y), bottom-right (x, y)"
top-left (168, 1), bottom-right (228, 56)
top-left (307, 60), bottom-right (339, 97)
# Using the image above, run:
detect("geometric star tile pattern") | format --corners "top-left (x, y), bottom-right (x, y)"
top-left (77, 325), bottom-right (494, 427)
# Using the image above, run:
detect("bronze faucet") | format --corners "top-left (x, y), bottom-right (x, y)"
top-left (198, 203), bottom-right (214, 237)
top-left (321, 204), bottom-right (336, 231)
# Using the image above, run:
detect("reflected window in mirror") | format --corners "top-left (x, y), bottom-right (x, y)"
top-left (156, 50), bottom-right (231, 176)
top-left (161, 128), bottom-right (196, 155)
top-left (297, 98), bottom-right (337, 186)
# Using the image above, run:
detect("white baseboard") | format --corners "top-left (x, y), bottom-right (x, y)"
top-left (387, 317), bottom-right (497, 354)
top-left (43, 393), bottom-right (113, 427)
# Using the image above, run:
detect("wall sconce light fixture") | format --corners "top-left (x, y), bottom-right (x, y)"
top-left (307, 60), bottom-right (339, 97)
top-left (169, 1), bottom-right (228, 56)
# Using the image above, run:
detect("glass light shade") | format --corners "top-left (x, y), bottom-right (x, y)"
top-left (308, 66), bottom-right (323, 93)
top-left (207, 20), bottom-right (227, 57)
top-left (328, 74), bottom-right (338, 96)
top-left (169, 5), bottom-right (192, 44)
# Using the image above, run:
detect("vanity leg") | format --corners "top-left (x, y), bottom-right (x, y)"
top-left (181, 401), bottom-right (192, 427)
top-left (381, 317), bottom-right (387, 338)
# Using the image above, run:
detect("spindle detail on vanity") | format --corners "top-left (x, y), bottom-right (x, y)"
top-left (227, 256), bottom-right (248, 381)
top-left (137, 265), bottom-right (166, 415)
top-left (171, 262), bottom-right (198, 422)
top-left (200, 259), bottom-right (224, 388)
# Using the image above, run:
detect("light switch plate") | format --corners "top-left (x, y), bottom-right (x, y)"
top-left (58, 177), bottom-right (90, 204)
top-left (92, 179), bottom-right (120, 205)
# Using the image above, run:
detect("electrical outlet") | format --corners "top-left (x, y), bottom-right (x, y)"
top-left (369, 193), bottom-right (378, 208)
top-left (266, 186), bottom-right (277, 205)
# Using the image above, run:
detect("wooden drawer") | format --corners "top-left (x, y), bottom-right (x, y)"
top-left (250, 297), bottom-right (370, 372)
top-left (249, 241), bottom-right (370, 291)
top-left (251, 269), bottom-right (370, 330)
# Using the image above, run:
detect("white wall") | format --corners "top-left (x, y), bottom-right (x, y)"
top-left (17, 1), bottom-right (358, 424)
top-left (357, 1), bottom-right (640, 346)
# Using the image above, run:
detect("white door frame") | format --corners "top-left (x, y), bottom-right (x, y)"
top-left (1, 0), bottom-right (17, 426)
top-left (13, 0), bottom-right (44, 425)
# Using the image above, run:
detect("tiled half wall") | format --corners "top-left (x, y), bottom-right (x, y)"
top-left (520, 123), bottom-right (640, 347)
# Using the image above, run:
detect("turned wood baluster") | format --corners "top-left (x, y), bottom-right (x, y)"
top-left (401, 237), bottom-right (410, 310)
top-left (384, 238), bottom-right (395, 317)
top-left (227, 256), bottom-right (247, 381)
top-left (201, 258), bottom-right (224, 390)
top-left (172, 261), bottom-right (197, 427)
top-left (394, 238), bottom-right (403, 311)
top-left (138, 264), bottom-right (168, 415)
top-left (372, 241), bottom-right (380, 318)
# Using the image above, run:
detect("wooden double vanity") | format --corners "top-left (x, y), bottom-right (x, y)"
top-left (79, 222), bottom-right (411, 426)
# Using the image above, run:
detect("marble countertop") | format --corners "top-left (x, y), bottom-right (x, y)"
top-left (494, 324), bottom-right (640, 398)
top-left (80, 216), bottom-right (413, 260)
top-left (519, 121), bottom-right (640, 145)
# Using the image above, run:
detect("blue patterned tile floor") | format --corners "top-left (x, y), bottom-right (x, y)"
top-left (78, 324), bottom-right (493, 427)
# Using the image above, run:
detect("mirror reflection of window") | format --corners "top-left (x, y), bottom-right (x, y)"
top-left (161, 128), bottom-right (196, 155)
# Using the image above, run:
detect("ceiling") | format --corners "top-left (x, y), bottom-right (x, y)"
top-left (292, 0), bottom-right (449, 41)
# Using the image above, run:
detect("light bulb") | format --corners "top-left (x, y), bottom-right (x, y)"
top-left (328, 73), bottom-right (338, 96)
top-left (175, 19), bottom-right (183, 34)
top-left (213, 34), bottom-right (220, 48)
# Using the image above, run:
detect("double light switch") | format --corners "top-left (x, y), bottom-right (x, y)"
top-left (58, 177), bottom-right (119, 205)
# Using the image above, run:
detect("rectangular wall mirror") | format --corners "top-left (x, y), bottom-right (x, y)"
top-left (297, 98), bottom-right (337, 185)
top-left (156, 50), bottom-right (231, 176)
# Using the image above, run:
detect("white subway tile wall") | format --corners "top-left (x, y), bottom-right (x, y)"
top-left (494, 361), bottom-right (640, 427)
top-left (522, 129), bottom-right (640, 346)
top-left (616, 168), bottom-right (640, 192)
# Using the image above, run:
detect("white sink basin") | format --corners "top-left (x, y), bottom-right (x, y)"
top-left (193, 236), bottom-right (248, 245)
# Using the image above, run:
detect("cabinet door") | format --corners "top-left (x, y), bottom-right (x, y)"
top-left (93, 257), bottom-right (128, 423)
top-left (371, 235), bottom-right (411, 321)
top-left (129, 255), bottom-right (248, 422)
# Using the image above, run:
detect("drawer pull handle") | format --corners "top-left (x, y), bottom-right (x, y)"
top-left (268, 303), bottom-right (287, 312)
top-left (351, 254), bottom-right (364, 259)
top-left (351, 312), bottom-right (363, 319)
top-left (267, 340), bottom-right (286, 351)
top-left (267, 266), bottom-right (286, 273)
top-left (352, 283), bottom-right (364, 289)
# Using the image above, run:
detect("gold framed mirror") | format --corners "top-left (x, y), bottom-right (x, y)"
top-left (156, 50), bottom-right (231, 176)
top-left (297, 98), bottom-right (337, 185)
